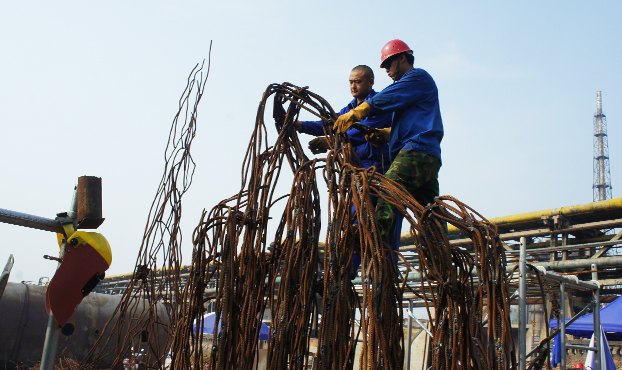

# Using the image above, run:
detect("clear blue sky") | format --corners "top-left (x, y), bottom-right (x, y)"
top-left (1, 1), bottom-right (621, 282)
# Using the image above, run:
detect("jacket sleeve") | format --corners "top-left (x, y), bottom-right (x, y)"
top-left (299, 120), bottom-right (327, 137)
top-left (369, 71), bottom-right (436, 112)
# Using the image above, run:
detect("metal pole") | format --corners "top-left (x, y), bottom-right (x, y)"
top-left (525, 255), bottom-right (622, 271)
top-left (0, 208), bottom-right (63, 233)
top-left (560, 282), bottom-right (567, 370)
top-left (407, 300), bottom-right (412, 370)
top-left (593, 278), bottom-right (601, 370)
top-left (39, 311), bottom-right (61, 369)
top-left (592, 262), bottom-right (601, 370)
top-left (40, 185), bottom-right (78, 370)
top-left (519, 237), bottom-right (527, 370)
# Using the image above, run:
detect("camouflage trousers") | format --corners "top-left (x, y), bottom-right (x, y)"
top-left (375, 150), bottom-right (441, 250)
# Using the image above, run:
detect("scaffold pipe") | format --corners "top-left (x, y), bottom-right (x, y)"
top-left (512, 256), bottom-right (622, 271)
top-left (400, 197), bottom-right (622, 243)
top-left (0, 208), bottom-right (63, 233)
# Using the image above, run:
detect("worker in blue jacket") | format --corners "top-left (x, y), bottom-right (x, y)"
top-left (296, 65), bottom-right (392, 277)
top-left (334, 39), bottom-right (444, 252)
top-left (295, 65), bottom-right (392, 172)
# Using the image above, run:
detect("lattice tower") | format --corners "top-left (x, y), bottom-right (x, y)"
top-left (593, 90), bottom-right (612, 201)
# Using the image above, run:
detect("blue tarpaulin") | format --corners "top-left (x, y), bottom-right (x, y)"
top-left (194, 312), bottom-right (271, 340)
top-left (550, 295), bottom-right (622, 340)
top-left (550, 295), bottom-right (622, 369)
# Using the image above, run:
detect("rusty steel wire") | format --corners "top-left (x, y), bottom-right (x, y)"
top-left (80, 51), bottom-right (212, 369)
top-left (72, 65), bottom-right (515, 368)
top-left (178, 84), bottom-right (335, 370)
top-left (170, 82), bottom-right (517, 369)
top-left (416, 196), bottom-right (517, 369)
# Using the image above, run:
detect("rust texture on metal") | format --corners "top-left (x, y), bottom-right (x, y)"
top-left (66, 55), bottom-right (515, 369)
top-left (76, 175), bottom-right (104, 229)
top-left (170, 82), bottom-right (515, 369)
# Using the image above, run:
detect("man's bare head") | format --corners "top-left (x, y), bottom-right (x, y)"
top-left (349, 65), bottom-right (374, 103)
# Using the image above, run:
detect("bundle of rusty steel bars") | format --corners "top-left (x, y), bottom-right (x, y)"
top-left (177, 82), bottom-right (516, 369)
top-left (80, 74), bottom-right (516, 369)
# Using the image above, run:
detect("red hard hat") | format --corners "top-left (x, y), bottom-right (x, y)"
top-left (380, 39), bottom-right (413, 68)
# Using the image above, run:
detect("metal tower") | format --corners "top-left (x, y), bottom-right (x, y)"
top-left (593, 90), bottom-right (613, 201)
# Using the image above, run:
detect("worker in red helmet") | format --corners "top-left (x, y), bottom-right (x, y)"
top-left (334, 39), bottom-right (444, 252)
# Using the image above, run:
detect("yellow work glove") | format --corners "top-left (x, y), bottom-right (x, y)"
top-left (333, 101), bottom-right (371, 133)
top-left (365, 127), bottom-right (391, 147)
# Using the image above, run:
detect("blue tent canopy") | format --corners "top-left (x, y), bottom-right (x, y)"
top-left (194, 312), bottom-right (271, 340)
top-left (550, 296), bottom-right (621, 369)
top-left (550, 295), bottom-right (622, 340)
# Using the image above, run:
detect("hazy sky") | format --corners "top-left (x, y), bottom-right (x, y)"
top-left (1, 1), bottom-right (621, 283)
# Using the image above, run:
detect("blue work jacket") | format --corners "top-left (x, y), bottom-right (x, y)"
top-left (300, 90), bottom-right (392, 172)
top-left (368, 68), bottom-right (443, 162)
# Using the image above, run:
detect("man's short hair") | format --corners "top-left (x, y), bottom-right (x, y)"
top-left (404, 53), bottom-right (414, 65)
top-left (352, 65), bottom-right (374, 81)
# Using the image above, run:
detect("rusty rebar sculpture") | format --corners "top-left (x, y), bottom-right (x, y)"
top-left (84, 74), bottom-right (515, 369)
top-left (178, 82), bottom-right (516, 369)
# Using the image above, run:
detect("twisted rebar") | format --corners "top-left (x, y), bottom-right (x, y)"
top-left (81, 52), bottom-right (211, 369)
top-left (176, 82), bottom-right (516, 369)
top-left (78, 74), bottom-right (515, 369)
